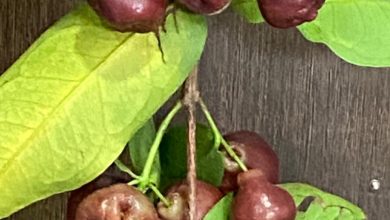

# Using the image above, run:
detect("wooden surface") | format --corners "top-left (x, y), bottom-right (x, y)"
top-left (1, 1), bottom-right (389, 219)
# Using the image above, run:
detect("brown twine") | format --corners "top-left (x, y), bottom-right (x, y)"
top-left (183, 66), bottom-right (199, 220)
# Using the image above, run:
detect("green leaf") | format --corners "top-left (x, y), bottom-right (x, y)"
top-left (114, 159), bottom-right (138, 178)
top-left (128, 119), bottom-right (160, 185)
top-left (232, 0), bottom-right (264, 23)
top-left (0, 3), bottom-right (207, 218)
top-left (280, 183), bottom-right (366, 220)
top-left (159, 124), bottom-right (225, 190)
top-left (298, 0), bottom-right (390, 67)
top-left (204, 193), bottom-right (233, 220)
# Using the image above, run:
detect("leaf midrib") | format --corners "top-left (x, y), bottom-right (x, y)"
top-left (0, 29), bottom-right (134, 178)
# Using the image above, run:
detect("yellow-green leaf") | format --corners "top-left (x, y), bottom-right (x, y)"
top-left (298, 0), bottom-right (390, 67)
top-left (0, 3), bottom-right (207, 218)
top-left (281, 183), bottom-right (366, 220)
top-left (204, 193), bottom-right (233, 220)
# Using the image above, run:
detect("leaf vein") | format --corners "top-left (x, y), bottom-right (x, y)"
top-left (0, 30), bottom-right (133, 176)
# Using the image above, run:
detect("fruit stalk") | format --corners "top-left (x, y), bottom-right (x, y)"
top-left (139, 101), bottom-right (183, 190)
top-left (183, 66), bottom-right (200, 220)
top-left (198, 98), bottom-right (248, 172)
top-left (150, 184), bottom-right (171, 207)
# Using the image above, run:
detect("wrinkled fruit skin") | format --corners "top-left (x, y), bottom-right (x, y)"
top-left (157, 180), bottom-right (223, 220)
top-left (220, 131), bottom-right (279, 193)
top-left (177, 0), bottom-right (231, 15)
top-left (67, 165), bottom-right (132, 220)
top-left (233, 169), bottom-right (296, 220)
top-left (88, 0), bottom-right (168, 33)
top-left (258, 0), bottom-right (325, 28)
top-left (75, 184), bottom-right (159, 220)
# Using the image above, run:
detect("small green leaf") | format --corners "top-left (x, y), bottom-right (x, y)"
top-left (204, 193), bottom-right (233, 220)
top-left (281, 183), bottom-right (366, 220)
top-left (114, 160), bottom-right (138, 178)
top-left (0, 4), bottom-right (207, 218)
top-left (298, 0), bottom-right (390, 67)
top-left (232, 0), bottom-right (264, 23)
top-left (159, 124), bottom-right (225, 190)
top-left (128, 119), bottom-right (160, 185)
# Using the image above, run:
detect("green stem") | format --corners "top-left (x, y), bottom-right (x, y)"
top-left (150, 184), bottom-right (171, 207)
top-left (198, 99), bottom-right (221, 150)
top-left (139, 101), bottom-right (183, 189)
top-left (199, 98), bottom-right (248, 172)
top-left (221, 138), bottom-right (248, 172)
top-left (128, 179), bottom-right (140, 186)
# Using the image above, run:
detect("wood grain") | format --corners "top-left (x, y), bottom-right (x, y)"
top-left (200, 11), bottom-right (390, 220)
top-left (1, 1), bottom-right (389, 219)
top-left (1, 1), bottom-right (79, 219)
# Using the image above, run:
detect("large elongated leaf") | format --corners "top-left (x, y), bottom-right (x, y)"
top-left (0, 3), bottom-right (207, 218)
top-left (281, 183), bottom-right (366, 220)
top-left (298, 0), bottom-right (390, 67)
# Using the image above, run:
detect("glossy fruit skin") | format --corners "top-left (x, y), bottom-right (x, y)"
top-left (233, 169), bottom-right (296, 220)
top-left (88, 0), bottom-right (168, 33)
top-left (157, 180), bottom-right (223, 220)
top-left (220, 131), bottom-right (279, 193)
top-left (75, 183), bottom-right (159, 220)
top-left (67, 165), bottom-right (131, 220)
top-left (177, 0), bottom-right (231, 15)
top-left (258, 0), bottom-right (325, 28)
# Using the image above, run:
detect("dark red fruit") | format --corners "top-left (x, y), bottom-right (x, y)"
top-left (220, 131), bottom-right (279, 193)
top-left (67, 165), bottom-right (132, 220)
top-left (88, 0), bottom-right (168, 32)
top-left (258, 0), bottom-right (325, 28)
top-left (177, 0), bottom-right (231, 15)
top-left (157, 180), bottom-right (223, 220)
top-left (75, 184), bottom-right (159, 220)
top-left (233, 169), bottom-right (296, 220)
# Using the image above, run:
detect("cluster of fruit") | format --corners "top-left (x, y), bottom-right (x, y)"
top-left (87, 0), bottom-right (325, 33)
top-left (65, 1), bottom-right (329, 219)
top-left (67, 131), bottom-right (296, 220)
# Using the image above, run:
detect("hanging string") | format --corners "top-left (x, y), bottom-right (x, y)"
top-left (183, 66), bottom-right (199, 220)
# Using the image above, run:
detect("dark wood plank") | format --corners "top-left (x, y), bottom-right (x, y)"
top-left (201, 11), bottom-right (390, 220)
top-left (1, 1), bottom-right (389, 219)
top-left (0, 0), bottom-right (81, 73)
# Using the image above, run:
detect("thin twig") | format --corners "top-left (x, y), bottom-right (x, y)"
top-left (183, 66), bottom-right (199, 220)
top-left (199, 98), bottom-right (248, 172)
